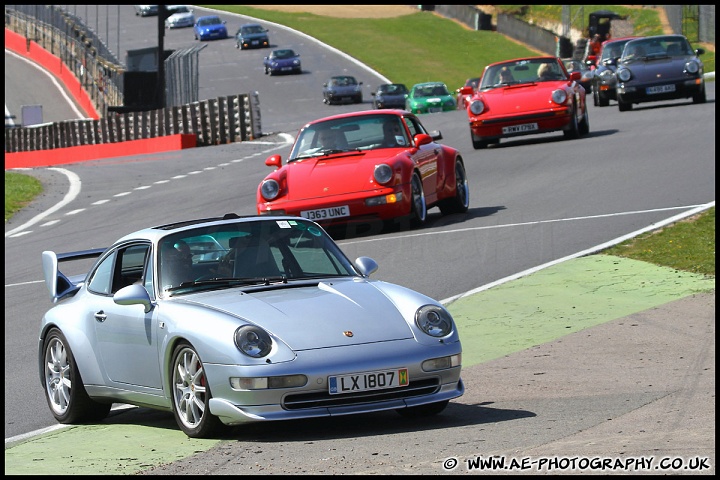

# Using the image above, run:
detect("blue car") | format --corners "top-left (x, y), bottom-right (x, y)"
top-left (263, 49), bottom-right (301, 75)
top-left (322, 75), bottom-right (363, 105)
top-left (193, 15), bottom-right (228, 41)
top-left (236, 23), bottom-right (270, 50)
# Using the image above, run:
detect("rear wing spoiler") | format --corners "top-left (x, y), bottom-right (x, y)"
top-left (42, 248), bottom-right (107, 303)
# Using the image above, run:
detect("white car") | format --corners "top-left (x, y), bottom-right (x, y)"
top-left (165, 5), bottom-right (194, 29)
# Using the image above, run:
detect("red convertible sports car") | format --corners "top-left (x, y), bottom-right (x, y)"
top-left (460, 56), bottom-right (590, 149)
top-left (257, 110), bottom-right (470, 231)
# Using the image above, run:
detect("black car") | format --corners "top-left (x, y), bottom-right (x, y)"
top-left (235, 23), bottom-right (269, 50)
top-left (371, 83), bottom-right (408, 109)
top-left (322, 75), bottom-right (363, 105)
top-left (615, 34), bottom-right (706, 112)
top-left (590, 36), bottom-right (639, 107)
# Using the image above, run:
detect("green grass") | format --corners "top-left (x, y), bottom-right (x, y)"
top-left (6, 6), bottom-right (715, 279)
top-left (5, 172), bottom-right (42, 222)
top-left (602, 207), bottom-right (715, 276)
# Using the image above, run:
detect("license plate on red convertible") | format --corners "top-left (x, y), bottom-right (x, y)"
top-left (503, 123), bottom-right (538, 134)
top-left (329, 368), bottom-right (409, 395)
top-left (300, 205), bottom-right (349, 221)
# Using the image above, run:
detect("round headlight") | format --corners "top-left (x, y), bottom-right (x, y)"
top-left (685, 60), bottom-right (700, 74)
top-left (599, 69), bottom-right (614, 79)
top-left (617, 68), bottom-right (632, 82)
top-left (415, 305), bottom-right (453, 337)
top-left (551, 89), bottom-right (568, 104)
top-left (260, 179), bottom-right (280, 201)
top-left (469, 99), bottom-right (484, 115)
top-left (374, 164), bottom-right (393, 184)
top-left (234, 325), bottom-right (273, 357)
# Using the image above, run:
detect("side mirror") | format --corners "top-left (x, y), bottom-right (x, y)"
top-left (265, 154), bottom-right (282, 169)
top-left (114, 284), bottom-right (153, 314)
top-left (414, 133), bottom-right (433, 147)
top-left (569, 71), bottom-right (581, 81)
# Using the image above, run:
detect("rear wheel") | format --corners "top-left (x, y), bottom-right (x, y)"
top-left (171, 342), bottom-right (224, 438)
top-left (42, 328), bottom-right (111, 424)
top-left (409, 172), bottom-right (427, 228)
top-left (439, 160), bottom-right (469, 215)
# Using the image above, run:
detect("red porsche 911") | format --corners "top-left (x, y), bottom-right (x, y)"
top-left (460, 56), bottom-right (590, 149)
top-left (257, 110), bottom-right (470, 231)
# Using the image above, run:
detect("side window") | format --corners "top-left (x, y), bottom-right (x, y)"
top-left (87, 251), bottom-right (116, 295)
top-left (403, 116), bottom-right (423, 139)
top-left (114, 245), bottom-right (150, 294)
top-left (87, 244), bottom-right (151, 296)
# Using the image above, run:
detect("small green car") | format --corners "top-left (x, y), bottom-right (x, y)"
top-left (405, 82), bottom-right (456, 114)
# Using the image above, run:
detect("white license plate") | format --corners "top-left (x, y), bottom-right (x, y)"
top-left (329, 368), bottom-right (409, 395)
top-left (300, 205), bottom-right (350, 221)
top-left (646, 84), bottom-right (676, 94)
top-left (503, 123), bottom-right (539, 134)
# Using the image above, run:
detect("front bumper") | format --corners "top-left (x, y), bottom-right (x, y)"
top-left (469, 107), bottom-right (573, 141)
top-left (617, 77), bottom-right (704, 104)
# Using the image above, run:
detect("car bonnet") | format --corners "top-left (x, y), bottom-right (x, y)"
top-left (479, 83), bottom-right (573, 114)
top-left (624, 56), bottom-right (698, 82)
top-left (179, 278), bottom-right (416, 350)
top-left (281, 150), bottom-right (393, 199)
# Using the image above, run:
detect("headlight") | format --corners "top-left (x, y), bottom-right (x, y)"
top-left (599, 69), bottom-right (614, 79)
top-left (234, 325), bottom-right (272, 358)
top-left (261, 179), bottom-right (280, 200)
top-left (617, 68), bottom-right (632, 82)
top-left (469, 99), bottom-right (484, 115)
top-left (551, 89), bottom-right (568, 104)
top-left (373, 164), bottom-right (393, 184)
top-left (685, 60), bottom-right (700, 74)
top-left (415, 305), bottom-right (454, 337)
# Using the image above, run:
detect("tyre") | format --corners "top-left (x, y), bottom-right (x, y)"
top-left (408, 172), bottom-right (427, 228)
top-left (470, 129), bottom-right (488, 149)
top-left (170, 342), bottom-right (224, 438)
top-left (578, 105), bottom-right (590, 136)
top-left (692, 83), bottom-right (707, 104)
top-left (563, 104), bottom-right (580, 139)
top-left (42, 328), bottom-right (111, 424)
top-left (396, 400), bottom-right (449, 418)
top-left (439, 160), bottom-right (469, 215)
top-left (617, 97), bottom-right (633, 111)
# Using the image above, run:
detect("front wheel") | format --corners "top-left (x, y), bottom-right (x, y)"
top-left (470, 129), bottom-right (488, 149)
top-left (578, 105), bottom-right (590, 136)
top-left (408, 172), bottom-right (427, 228)
top-left (170, 342), bottom-right (224, 438)
top-left (692, 83), bottom-right (707, 104)
top-left (618, 97), bottom-right (633, 111)
top-left (439, 160), bottom-right (469, 215)
top-left (42, 328), bottom-right (111, 424)
top-left (563, 104), bottom-right (580, 139)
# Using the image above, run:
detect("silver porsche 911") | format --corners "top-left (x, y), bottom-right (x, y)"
top-left (39, 214), bottom-right (464, 438)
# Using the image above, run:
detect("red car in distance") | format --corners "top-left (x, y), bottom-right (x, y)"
top-left (257, 110), bottom-right (470, 232)
top-left (460, 56), bottom-right (590, 149)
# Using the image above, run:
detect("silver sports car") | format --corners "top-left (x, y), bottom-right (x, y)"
top-left (39, 214), bottom-right (464, 438)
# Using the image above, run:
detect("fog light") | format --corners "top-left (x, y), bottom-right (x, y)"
top-left (365, 192), bottom-right (401, 206)
top-left (422, 353), bottom-right (462, 372)
top-left (230, 374), bottom-right (307, 390)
